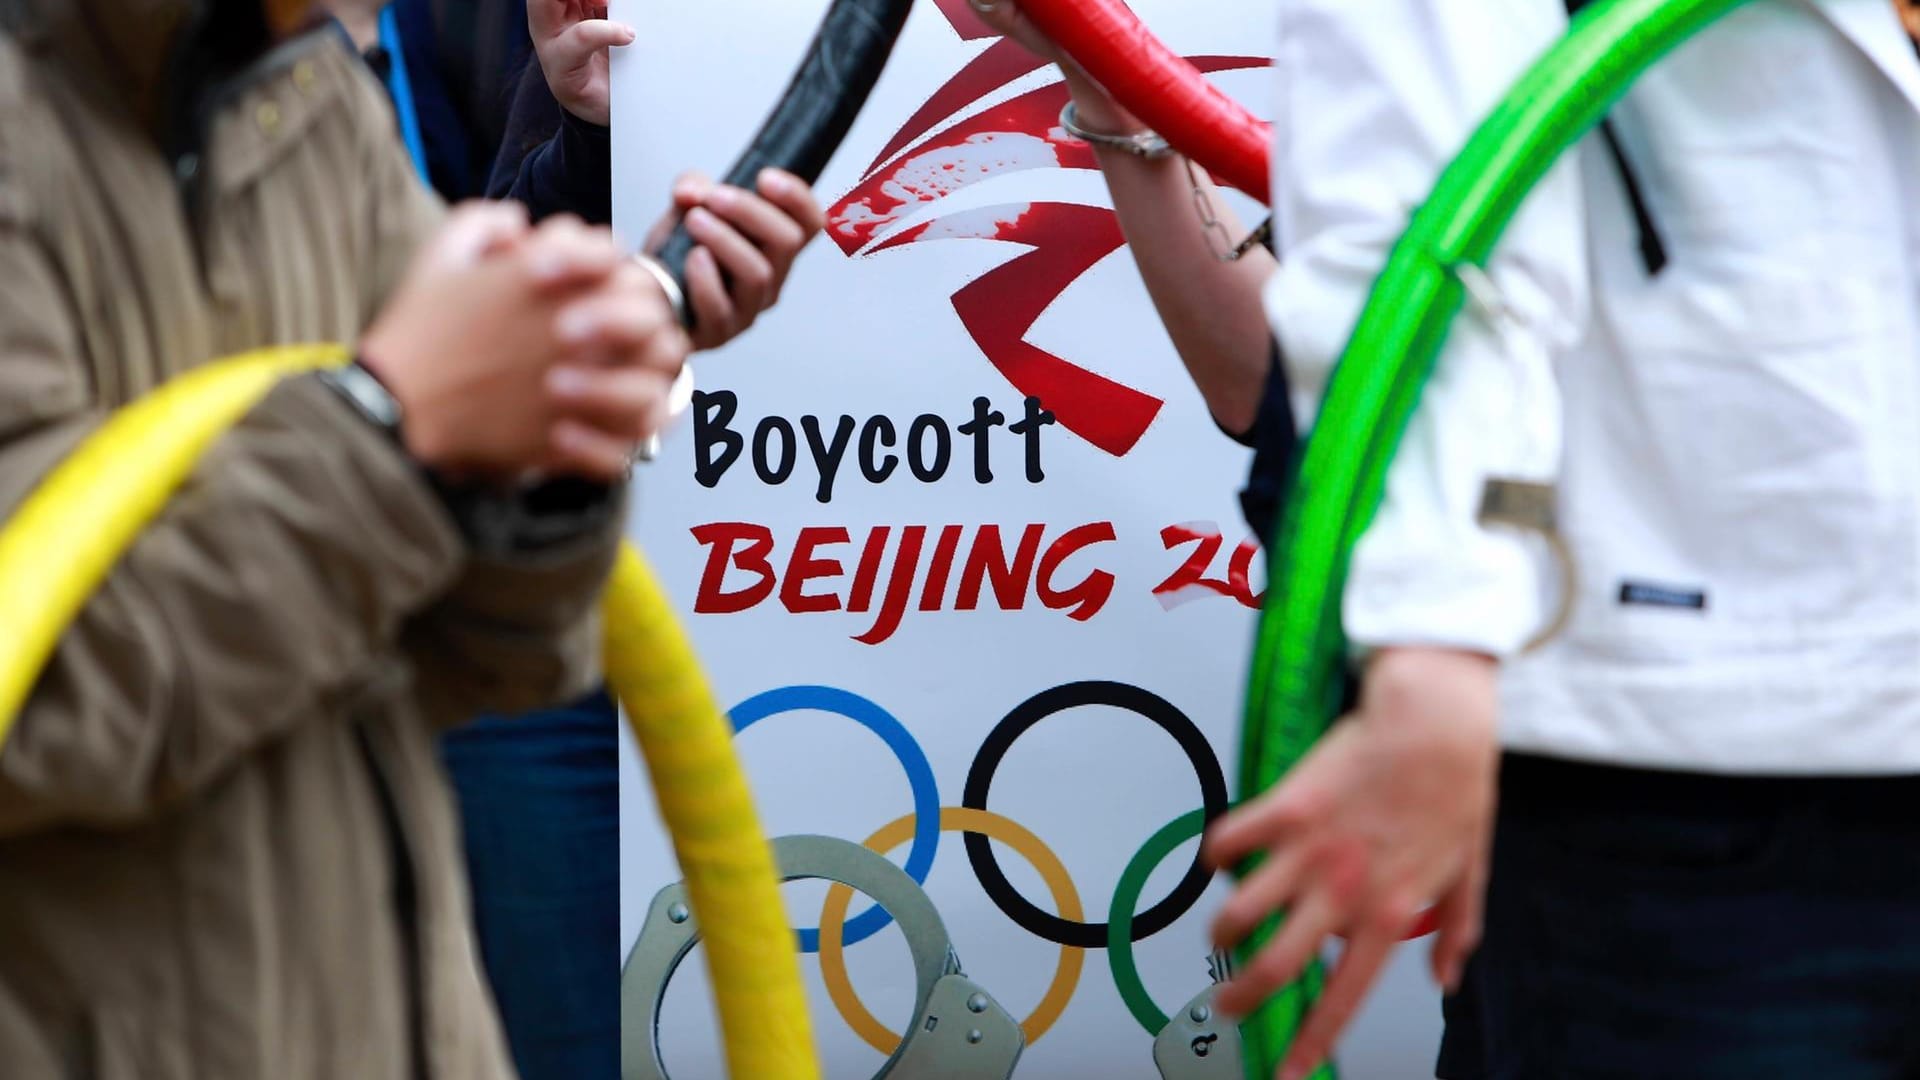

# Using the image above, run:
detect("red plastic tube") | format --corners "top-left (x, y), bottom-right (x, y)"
top-left (1017, 0), bottom-right (1272, 201)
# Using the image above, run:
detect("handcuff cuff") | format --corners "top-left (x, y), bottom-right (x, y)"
top-left (1151, 955), bottom-right (1245, 1080)
top-left (629, 254), bottom-right (699, 466)
top-left (622, 834), bottom-right (1025, 1080)
top-left (1055, 94), bottom-right (1268, 266)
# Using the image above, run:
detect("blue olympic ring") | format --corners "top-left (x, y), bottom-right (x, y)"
top-left (729, 685), bottom-right (940, 952)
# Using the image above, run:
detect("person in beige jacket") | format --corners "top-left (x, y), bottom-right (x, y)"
top-left (0, 0), bottom-right (690, 1076)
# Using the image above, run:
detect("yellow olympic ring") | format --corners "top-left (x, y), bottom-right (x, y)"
top-left (817, 807), bottom-right (1085, 1054)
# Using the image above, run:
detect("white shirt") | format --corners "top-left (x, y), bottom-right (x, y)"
top-left (1266, 0), bottom-right (1920, 773)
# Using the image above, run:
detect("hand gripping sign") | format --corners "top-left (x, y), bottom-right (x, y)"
top-left (1008, 0), bottom-right (1760, 1075)
top-left (0, 2), bottom-right (918, 1079)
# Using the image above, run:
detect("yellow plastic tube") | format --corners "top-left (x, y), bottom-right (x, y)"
top-left (603, 544), bottom-right (820, 1079)
top-left (0, 346), bottom-right (817, 1080)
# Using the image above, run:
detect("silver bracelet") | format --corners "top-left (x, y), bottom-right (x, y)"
top-left (631, 252), bottom-right (689, 328)
top-left (1058, 102), bottom-right (1172, 160)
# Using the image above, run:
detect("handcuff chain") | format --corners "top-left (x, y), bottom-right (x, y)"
top-left (1183, 158), bottom-right (1269, 263)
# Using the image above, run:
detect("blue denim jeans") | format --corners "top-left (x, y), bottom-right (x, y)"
top-left (443, 690), bottom-right (619, 1080)
top-left (1439, 754), bottom-right (1920, 1079)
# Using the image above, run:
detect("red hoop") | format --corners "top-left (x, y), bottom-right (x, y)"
top-left (1018, 0), bottom-right (1273, 201)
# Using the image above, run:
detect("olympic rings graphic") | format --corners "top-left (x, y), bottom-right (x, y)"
top-left (817, 807), bottom-right (1086, 1053)
top-left (708, 680), bottom-right (1234, 1048)
top-left (729, 685), bottom-right (941, 952)
top-left (961, 681), bottom-right (1230, 949)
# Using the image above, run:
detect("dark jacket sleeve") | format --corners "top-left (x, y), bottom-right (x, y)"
top-left (1236, 347), bottom-right (1299, 551)
top-left (486, 60), bottom-right (612, 225)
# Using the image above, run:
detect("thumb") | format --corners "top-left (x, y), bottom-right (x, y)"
top-left (549, 19), bottom-right (637, 71)
top-left (426, 200), bottom-right (530, 272)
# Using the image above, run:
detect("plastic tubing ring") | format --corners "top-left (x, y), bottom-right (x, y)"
top-left (962, 681), bottom-right (1229, 949)
top-left (817, 807), bottom-right (1086, 1053)
top-left (731, 686), bottom-right (940, 951)
top-left (1015, 0), bottom-right (1272, 200)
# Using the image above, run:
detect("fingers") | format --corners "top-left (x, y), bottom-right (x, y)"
top-left (685, 246), bottom-right (740, 350)
top-left (674, 170), bottom-right (716, 211)
top-left (703, 186), bottom-right (805, 278)
top-left (1203, 777), bottom-right (1328, 872)
top-left (1430, 846), bottom-right (1489, 993)
top-left (683, 205), bottom-right (774, 328)
top-left (756, 169), bottom-right (828, 241)
top-left (643, 172), bottom-right (717, 254)
top-left (520, 215), bottom-right (624, 292)
top-left (1279, 925), bottom-right (1401, 1080)
top-left (1211, 843), bottom-right (1310, 952)
top-left (1215, 882), bottom-right (1345, 1018)
top-left (553, 268), bottom-right (686, 371)
top-left (525, 0), bottom-right (568, 39)
top-left (551, 18), bottom-right (636, 68)
top-left (547, 365), bottom-right (675, 442)
top-left (545, 418), bottom-right (643, 482)
top-left (428, 201), bottom-right (530, 272)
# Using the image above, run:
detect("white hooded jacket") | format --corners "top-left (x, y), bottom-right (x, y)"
top-left (1267, 0), bottom-right (1920, 773)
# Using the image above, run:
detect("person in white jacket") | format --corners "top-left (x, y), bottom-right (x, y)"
top-left (976, 0), bottom-right (1920, 1077)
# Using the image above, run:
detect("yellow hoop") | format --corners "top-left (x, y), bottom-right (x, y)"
top-left (0, 348), bottom-right (820, 1080)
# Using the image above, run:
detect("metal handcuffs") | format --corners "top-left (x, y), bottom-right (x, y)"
top-left (623, 834), bottom-right (1024, 1079)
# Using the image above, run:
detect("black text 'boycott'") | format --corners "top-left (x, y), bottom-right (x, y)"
top-left (692, 390), bottom-right (1059, 503)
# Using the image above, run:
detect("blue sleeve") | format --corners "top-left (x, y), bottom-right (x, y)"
top-left (485, 63), bottom-right (613, 225)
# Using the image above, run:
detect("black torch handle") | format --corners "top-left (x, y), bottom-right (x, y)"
top-left (650, 0), bottom-right (916, 327)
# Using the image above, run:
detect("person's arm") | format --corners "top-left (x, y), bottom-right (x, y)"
top-left (341, 67), bottom-right (667, 728)
top-left (0, 73), bottom-right (679, 836)
top-left (1268, 0), bottom-right (1586, 659)
top-left (0, 189), bottom-right (469, 836)
top-left (1201, 2), bottom-right (1588, 1074)
top-left (1063, 91), bottom-right (1277, 437)
top-left (972, 3), bottom-right (1275, 436)
top-left (487, 59), bottom-right (613, 224)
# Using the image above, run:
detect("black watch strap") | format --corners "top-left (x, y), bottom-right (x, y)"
top-left (316, 359), bottom-right (617, 555)
top-left (316, 358), bottom-right (406, 445)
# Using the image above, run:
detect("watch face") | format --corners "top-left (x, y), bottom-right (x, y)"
top-left (326, 365), bottom-right (402, 433)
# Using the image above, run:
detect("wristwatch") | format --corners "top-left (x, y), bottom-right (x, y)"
top-left (316, 357), bottom-right (406, 445)
top-left (316, 357), bottom-right (619, 556)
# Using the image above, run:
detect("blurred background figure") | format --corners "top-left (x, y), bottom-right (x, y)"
top-left (317, 3), bottom-right (825, 1077)
top-left (0, 1), bottom-right (687, 1077)
top-left (978, 1), bottom-right (1920, 1079)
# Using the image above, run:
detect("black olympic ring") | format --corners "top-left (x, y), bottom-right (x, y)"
top-left (961, 680), bottom-right (1229, 949)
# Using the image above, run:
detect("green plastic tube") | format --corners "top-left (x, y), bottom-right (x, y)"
top-left (1235, 1), bottom-right (1758, 1076)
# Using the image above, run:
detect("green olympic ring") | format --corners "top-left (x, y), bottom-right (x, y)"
top-left (1107, 810), bottom-right (1210, 1036)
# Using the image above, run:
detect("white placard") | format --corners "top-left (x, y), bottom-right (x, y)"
top-left (612, 2), bottom-right (1442, 1075)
